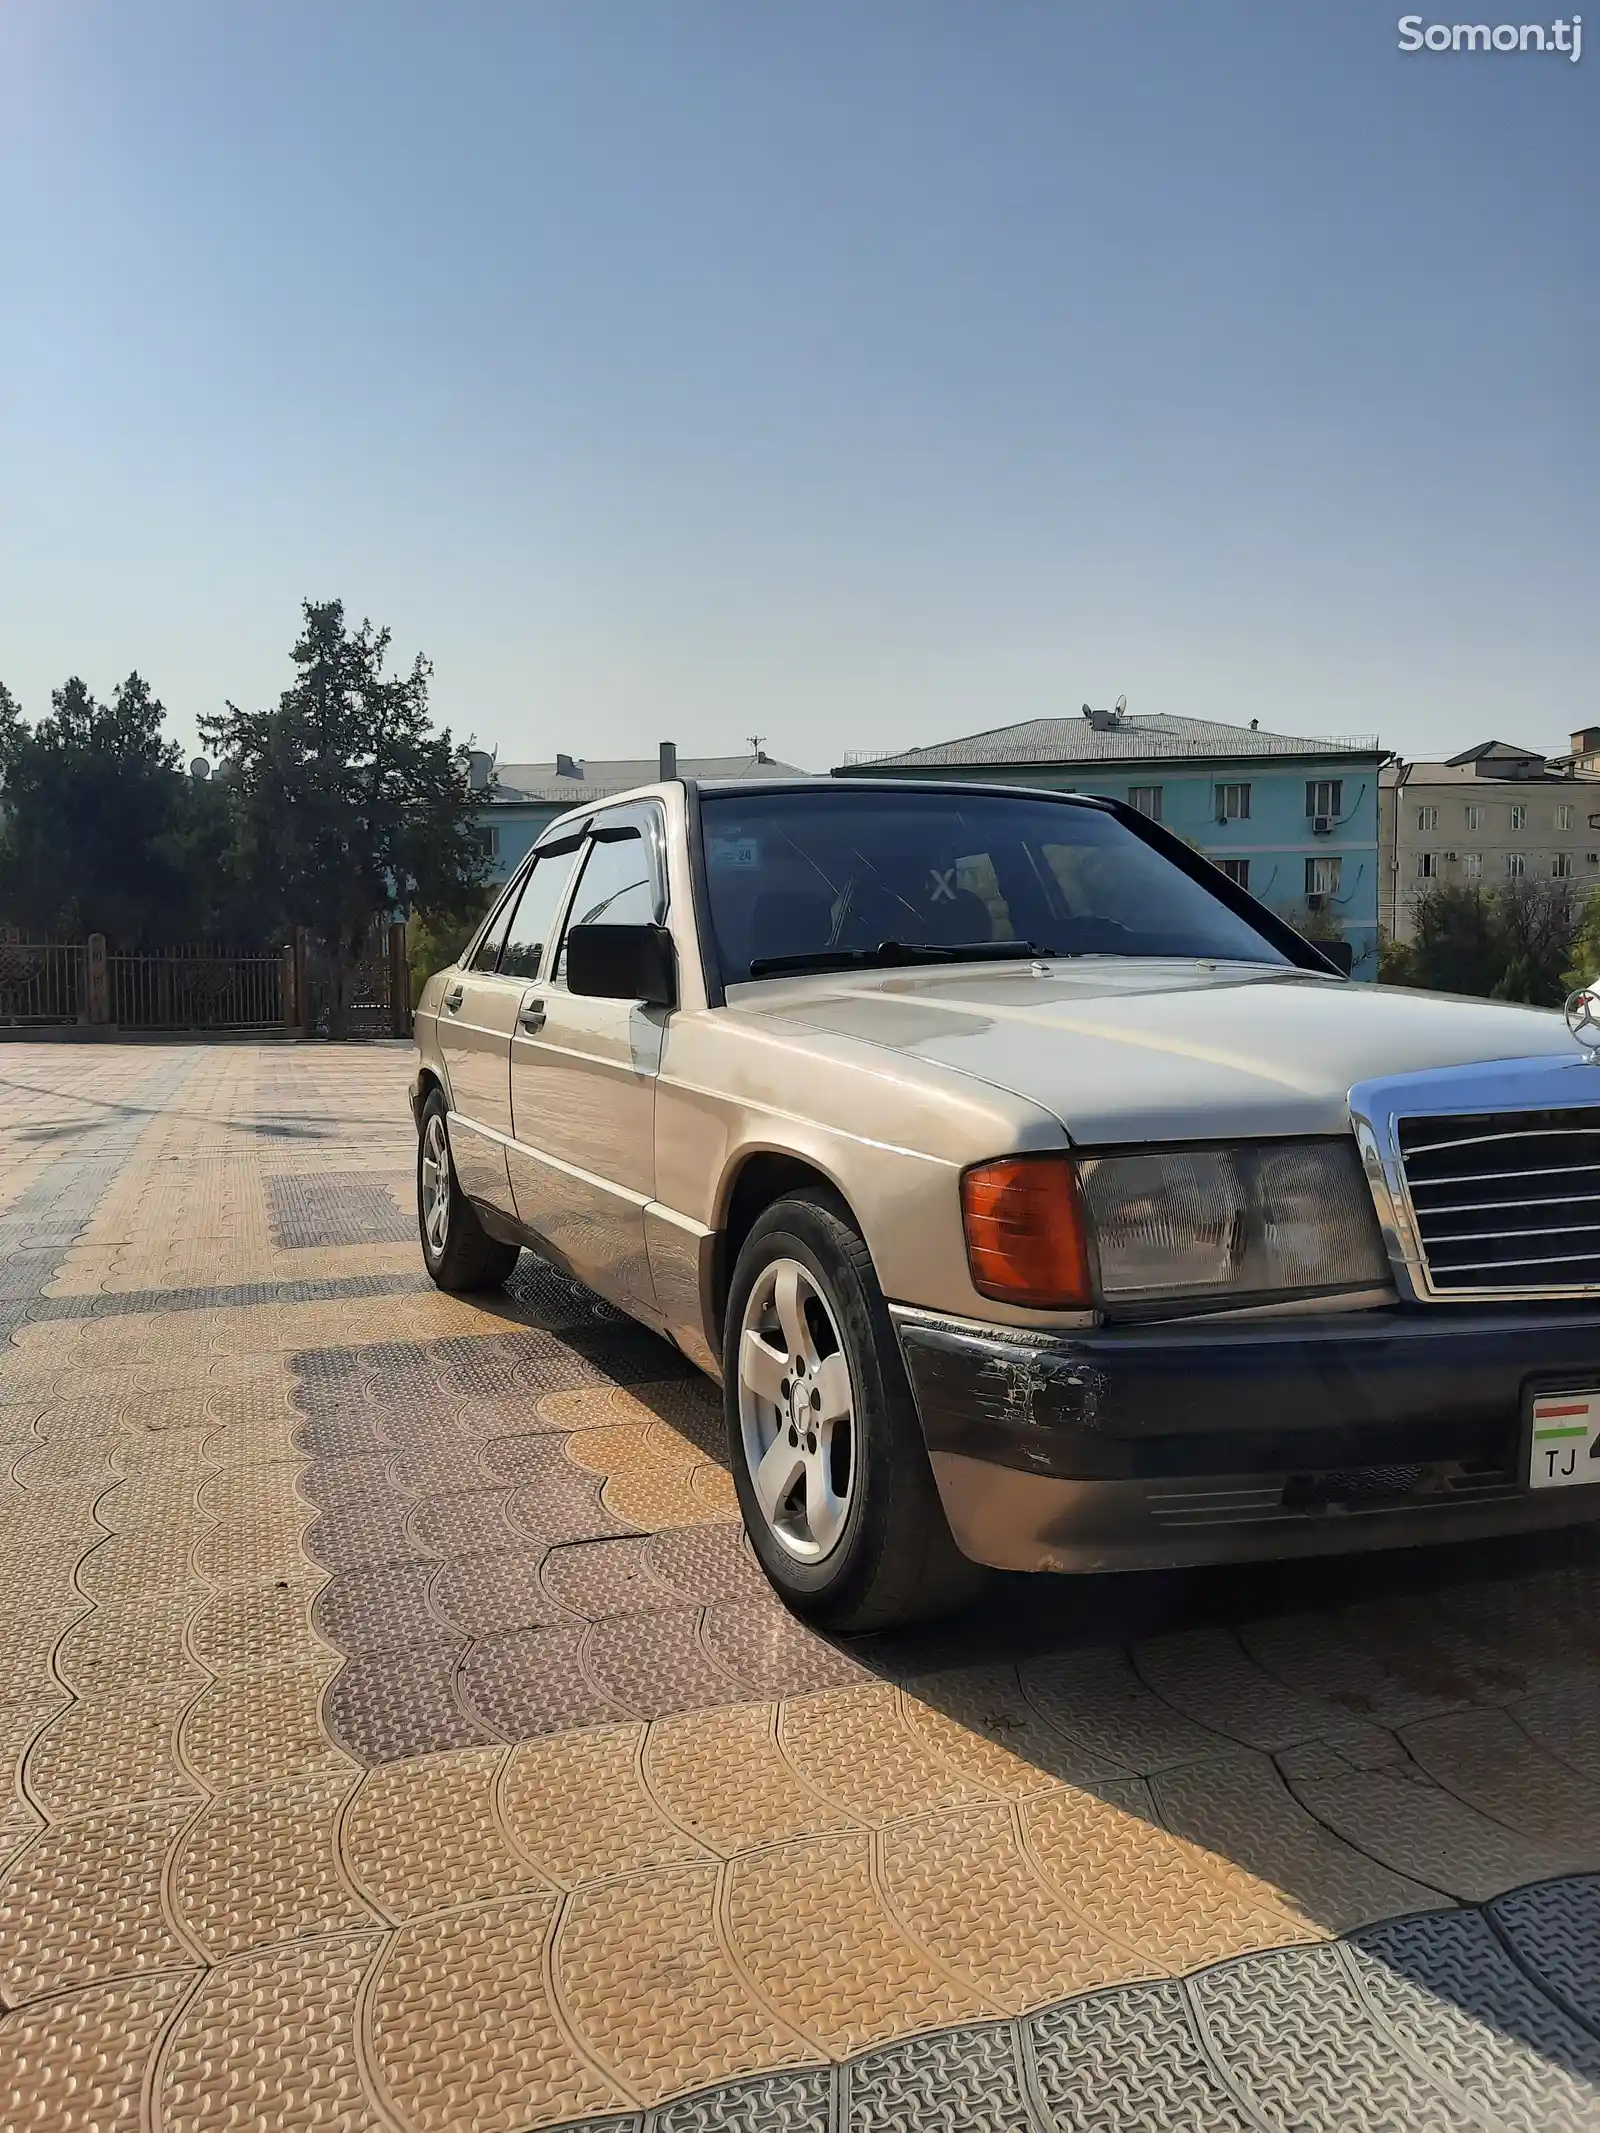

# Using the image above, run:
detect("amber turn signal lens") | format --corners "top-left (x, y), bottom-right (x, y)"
top-left (960, 1155), bottom-right (1093, 1308)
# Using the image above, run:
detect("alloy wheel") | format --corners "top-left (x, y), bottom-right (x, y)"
top-left (420, 1112), bottom-right (451, 1257)
top-left (736, 1257), bottom-right (857, 1562)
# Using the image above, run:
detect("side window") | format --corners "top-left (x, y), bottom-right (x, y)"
top-left (500, 846), bottom-right (581, 980)
top-left (467, 883), bottom-right (520, 971)
top-left (553, 827), bottom-right (658, 978)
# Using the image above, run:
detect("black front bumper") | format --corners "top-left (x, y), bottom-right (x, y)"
top-left (896, 1304), bottom-right (1600, 1571)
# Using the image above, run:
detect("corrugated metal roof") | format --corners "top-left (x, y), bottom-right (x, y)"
top-left (838, 714), bottom-right (1379, 770)
top-left (487, 752), bottom-right (810, 805)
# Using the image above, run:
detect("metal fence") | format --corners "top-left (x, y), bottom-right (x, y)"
top-left (0, 940), bottom-right (86, 1025)
top-left (107, 949), bottom-right (283, 1030)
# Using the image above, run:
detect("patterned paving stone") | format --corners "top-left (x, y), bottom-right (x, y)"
top-left (0, 1967), bottom-right (200, 2133)
top-left (460, 1621), bottom-right (628, 1737)
top-left (1491, 1875), bottom-right (1600, 2029)
top-left (583, 1608), bottom-right (746, 1719)
top-left (265, 1171), bottom-right (412, 1248)
top-left (0, 1794), bottom-right (200, 2001)
top-left (845, 2022), bottom-right (1031, 2133)
top-left (343, 1744), bottom-right (549, 1918)
top-left (313, 1557), bottom-right (443, 1655)
top-left (325, 1638), bottom-right (489, 1762)
top-left (429, 1541), bottom-right (574, 1637)
top-left (501, 1724), bottom-right (710, 1885)
top-left (170, 1768), bottom-right (374, 1959)
top-left (1026, 1978), bottom-right (1261, 2133)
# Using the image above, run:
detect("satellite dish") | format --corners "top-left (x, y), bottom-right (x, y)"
top-left (1115, 694), bottom-right (1127, 715)
top-left (189, 757), bottom-right (211, 781)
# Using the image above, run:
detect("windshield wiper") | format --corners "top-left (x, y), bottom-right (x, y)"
top-left (746, 939), bottom-right (1039, 979)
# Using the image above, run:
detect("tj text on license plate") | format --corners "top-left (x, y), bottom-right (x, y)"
top-left (1529, 1391), bottom-right (1600, 1489)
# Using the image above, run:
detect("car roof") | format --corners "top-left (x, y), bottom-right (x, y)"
top-left (533, 775), bottom-right (1111, 845)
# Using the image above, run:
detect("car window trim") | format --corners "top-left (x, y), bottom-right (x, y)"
top-left (492, 833), bottom-right (594, 985)
top-left (545, 800), bottom-right (669, 988)
top-left (461, 852), bottom-right (537, 974)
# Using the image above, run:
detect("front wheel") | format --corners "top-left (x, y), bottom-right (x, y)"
top-left (722, 1190), bottom-right (987, 1633)
top-left (417, 1092), bottom-right (520, 1293)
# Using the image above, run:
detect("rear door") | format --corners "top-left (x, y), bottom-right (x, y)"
top-left (506, 805), bottom-right (666, 1309)
top-left (436, 880), bottom-right (525, 1215)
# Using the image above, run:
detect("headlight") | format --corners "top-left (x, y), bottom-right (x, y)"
top-left (1076, 1141), bottom-right (1386, 1305)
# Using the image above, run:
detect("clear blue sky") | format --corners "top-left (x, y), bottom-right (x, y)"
top-left (1, 1), bottom-right (1592, 770)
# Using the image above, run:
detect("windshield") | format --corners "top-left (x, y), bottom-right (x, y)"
top-left (701, 788), bottom-right (1293, 983)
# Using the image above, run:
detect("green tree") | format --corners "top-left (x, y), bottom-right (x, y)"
top-left (1563, 886), bottom-right (1600, 999)
top-left (203, 599), bottom-right (490, 1037)
top-left (1405, 883), bottom-right (1501, 996)
top-left (1488, 876), bottom-right (1577, 1006)
top-left (0, 673), bottom-right (226, 944)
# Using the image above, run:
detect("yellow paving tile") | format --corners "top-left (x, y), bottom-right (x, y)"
top-left (54, 1587), bottom-right (207, 1695)
top-left (0, 1796), bottom-right (199, 2001)
top-left (500, 1725), bottom-right (710, 1886)
top-left (187, 1573), bottom-right (327, 1677)
top-left (158, 1932), bottom-right (388, 2133)
top-left (556, 1863), bottom-right (815, 2104)
top-left (181, 1659), bottom-right (352, 1794)
top-left (171, 1769), bottom-right (374, 1960)
top-left (26, 1682), bottom-right (202, 1821)
top-left (726, 1830), bottom-right (983, 2058)
top-left (0, 1601), bottom-right (86, 1702)
top-left (777, 1682), bottom-right (992, 1827)
top-left (343, 1747), bottom-right (550, 1920)
top-left (0, 1967), bottom-right (198, 2133)
top-left (79, 1523), bottom-right (206, 1604)
top-left (879, 1800), bottom-right (1140, 2014)
top-left (900, 1664), bottom-right (1124, 1796)
top-left (1022, 1778), bottom-right (1318, 1973)
top-left (364, 1894), bottom-right (623, 2133)
top-left (644, 1701), bottom-right (857, 1858)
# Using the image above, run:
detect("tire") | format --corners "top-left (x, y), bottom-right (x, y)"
top-left (722, 1189), bottom-right (988, 1633)
top-left (416, 1090), bottom-right (521, 1293)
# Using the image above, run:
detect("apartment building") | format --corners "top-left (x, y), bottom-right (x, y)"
top-left (1380, 739), bottom-right (1600, 942)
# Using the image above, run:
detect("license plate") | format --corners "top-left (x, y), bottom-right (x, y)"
top-left (1529, 1391), bottom-right (1600, 1489)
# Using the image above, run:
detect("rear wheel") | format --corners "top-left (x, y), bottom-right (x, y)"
top-left (723, 1190), bottom-right (987, 1632)
top-left (417, 1091), bottom-right (520, 1292)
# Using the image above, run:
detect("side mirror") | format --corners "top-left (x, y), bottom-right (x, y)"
top-left (1314, 938), bottom-right (1354, 976)
top-left (565, 922), bottom-right (677, 1008)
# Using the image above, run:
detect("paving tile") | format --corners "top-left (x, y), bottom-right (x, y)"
top-left (53, 1585), bottom-right (206, 1694)
top-left (645, 1523), bottom-right (768, 1608)
top-left (726, 1831), bottom-right (984, 2058)
top-left (558, 1865), bottom-right (816, 2105)
top-left (324, 1638), bottom-right (488, 1764)
top-left (266, 1171), bottom-right (411, 1248)
top-left (778, 1682), bottom-right (993, 1828)
top-left (1279, 1739), bottom-right (1582, 1902)
top-left (188, 1572), bottom-right (327, 1675)
top-left (583, 1609), bottom-right (744, 1720)
top-left (1349, 1906), bottom-right (1600, 2131)
top-left (342, 1745), bottom-right (550, 1918)
top-left (1017, 1647), bottom-right (1215, 1775)
top-left (541, 1535), bottom-right (679, 1621)
top-left (364, 1894), bottom-right (624, 2133)
top-left (430, 1542), bottom-right (573, 1637)
top-left (846, 2022), bottom-right (1031, 2133)
top-left (1133, 1625), bottom-right (1399, 1765)
top-left (644, 1703), bottom-right (856, 1860)
top-left (0, 1795), bottom-right (199, 2001)
top-left (1398, 1706), bottom-right (1600, 1863)
top-left (79, 1522), bottom-right (205, 1604)
top-left (460, 1622), bottom-right (628, 1739)
top-left (303, 1491), bottom-right (418, 1573)
top-left (501, 1724), bottom-right (709, 1884)
top-left (1491, 1874), bottom-right (1600, 2022)
top-left (881, 1800), bottom-right (1135, 2014)
top-left (651, 2069), bottom-right (831, 2133)
top-left (1150, 1747), bottom-right (1449, 1934)
top-left (171, 1768), bottom-right (375, 1960)
top-left (505, 1460), bottom-right (641, 1547)
top-left (900, 1663), bottom-right (1123, 1798)
top-left (0, 1967), bottom-right (199, 2133)
top-left (157, 1931), bottom-right (388, 2133)
top-left (313, 1558), bottom-right (443, 1655)
top-left (26, 1681), bottom-right (201, 1821)
top-left (182, 1658), bottom-right (353, 1793)
top-left (407, 1486), bottom-right (522, 1556)
top-left (1022, 1775), bottom-right (1313, 1973)
top-left (702, 1596), bottom-right (865, 1701)
top-left (1026, 1979), bottom-right (1261, 2133)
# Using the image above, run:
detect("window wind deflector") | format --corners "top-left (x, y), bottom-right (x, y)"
top-left (533, 829), bottom-right (587, 857)
top-left (746, 939), bottom-right (1039, 978)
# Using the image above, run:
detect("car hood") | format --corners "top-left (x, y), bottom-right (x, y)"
top-left (730, 959), bottom-right (1578, 1143)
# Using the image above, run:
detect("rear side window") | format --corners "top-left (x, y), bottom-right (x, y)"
top-left (500, 846), bottom-right (582, 980)
top-left (468, 889), bottom-right (518, 971)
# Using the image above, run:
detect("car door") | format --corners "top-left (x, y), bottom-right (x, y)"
top-left (506, 805), bottom-right (666, 1311)
top-left (435, 873), bottom-right (527, 1215)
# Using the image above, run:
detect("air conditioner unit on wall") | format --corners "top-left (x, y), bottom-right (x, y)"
top-left (1312, 815), bottom-right (1334, 836)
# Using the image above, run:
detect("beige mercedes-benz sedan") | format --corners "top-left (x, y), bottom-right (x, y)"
top-left (411, 776), bottom-right (1600, 1630)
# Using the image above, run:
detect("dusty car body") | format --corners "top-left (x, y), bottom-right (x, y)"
top-left (411, 776), bottom-right (1600, 1627)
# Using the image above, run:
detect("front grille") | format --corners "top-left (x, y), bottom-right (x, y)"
top-left (1399, 1107), bottom-right (1600, 1291)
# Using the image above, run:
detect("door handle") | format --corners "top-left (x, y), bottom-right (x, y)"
top-left (518, 999), bottom-right (546, 1035)
top-left (443, 985), bottom-right (464, 1012)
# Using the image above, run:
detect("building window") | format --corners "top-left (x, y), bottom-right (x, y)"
top-left (1416, 805), bottom-right (1438, 832)
top-left (1552, 851), bottom-right (1573, 879)
top-left (1215, 782), bottom-right (1251, 822)
top-left (1463, 853), bottom-right (1482, 879)
top-left (1127, 786), bottom-right (1163, 821)
top-left (1305, 855), bottom-right (1342, 900)
top-left (1464, 803), bottom-right (1484, 831)
top-left (1306, 779), bottom-right (1343, 820)
top-left (1506, 852), bottom-right (1527, 880)
top-left (1509, 803), bottom-right (1528, 831)
top-left (1557, 804), bottom-right (1576, 831)
top-left (1416, 853), bottom-right (1438, 879)
top-left (475, 825), bottom-right (501, 860)
top-left (1218, 858), bottom-right (1250, 889)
